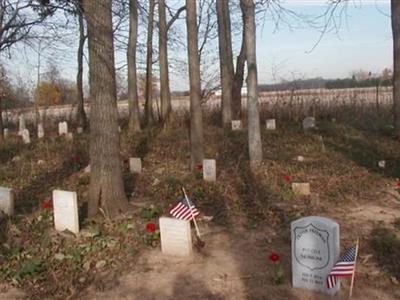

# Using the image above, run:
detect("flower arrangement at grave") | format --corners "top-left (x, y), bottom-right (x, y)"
top-left (144, 221), bottom-right (160, 247)
top-left (195, 163), bottom-right (203, 179)
top-left (269, 251), bottom-right (284, 285)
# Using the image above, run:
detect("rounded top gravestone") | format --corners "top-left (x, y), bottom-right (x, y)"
top-left (291, 216), bottom-right (340, 295)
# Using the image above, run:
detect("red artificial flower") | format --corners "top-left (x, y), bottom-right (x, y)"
top-left (71, 155), bottom-right (81, 163)
top-left (146, 222), bottom-right (156, 233)
top-left (396, 180), bottom-right (400, 188)
top-left (196, 164), bottom-right (203, 171)
top-left (42, 198), bottom-right (53, 209)
top-left (283, 175), bottom-right (291, 182)
top-left (269, 252), bottom-right (280, 263)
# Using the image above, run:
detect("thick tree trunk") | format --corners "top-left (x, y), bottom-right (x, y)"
top-left (76, 2), bottom-right (87, 129)
top-left (216, 0), bottom-right (233, 128)
top-left (127, 0), bottom-right (141, 133)
top-left (159, 0), bottom-right (172, 126)
top-left (392, 0), bottom-right (400, 138)
top-left (241, 0), bottom-right (262, 170)
top-left (232, 8), bottom-right (247, 119)
top-left (186, 0), bottom-right (204, 172)
top-left (144, 0), bottom-right (155, 126)
top-left (83, 0), bottom-right (128, 217)
top-left (0, 97), bottom-right (3, 143)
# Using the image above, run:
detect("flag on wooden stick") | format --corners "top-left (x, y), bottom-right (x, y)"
top-left (170, 197), bottom-right (200, 221)
top-left (327, 243), bottom-right (358, 289)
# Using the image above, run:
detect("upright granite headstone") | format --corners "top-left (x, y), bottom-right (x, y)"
top-left (266, 119), bottom-right (276, 130)
top-left (58, 121), bottom-right (68, 136)
top-left (38, 123), bottom-right (45, 139)
top-left (203, 159), bottom-right (216, 182)
top-left (0, 187), bottom-right (14, 215)
top-left (21, 129), bottom-right (30, 144)
top-left (159, 217), bottom-right (192, 257)
top-left (291, 216), bottom-right (340, 295)
top-left (302, 117), bottom-right (316, 130)
top-left (231, 120), bottom-right (242, 131)
top-left (129, 158), bottom-right (142, 173)
top-left (18, 115), bottom-right (26, 133)
top-left (52, 190), bottom-right (79, 234)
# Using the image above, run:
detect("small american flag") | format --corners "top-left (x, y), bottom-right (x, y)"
top-left (169, 197), bottom-right (199, 221)
top-left (327, 245), bottom-right (357, 289)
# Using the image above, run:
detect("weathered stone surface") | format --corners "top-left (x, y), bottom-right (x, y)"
top-left (302, 117), bottom-right (316, 130)
top-left (0, 187), bottom-right (14, 215)
top-left (159, 217), bottom-right (192, 257)
top-left (53, 190), bottom-right (79, 234)
top-left (266, 119), bottom-right (276, 130)
top-left (129, 158), bottom-right (142, 173)
top-left (292, 183), bottom-right (311, 195)
top-left (203, 159), bottom-right (216, 182)
top-left (58, 121), bottom-right (68, 135)
top-left (231, 120), bottom-right (242, 131)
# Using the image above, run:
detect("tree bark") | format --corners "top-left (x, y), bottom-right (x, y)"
top-left (127, 0), bottom-right (141, 133)
top-left (216, 0), bottom-right (233, 128)
top-left (232, 7), bottom-right (247, 119)
top-left (392, 0), bottom-right (400, 138)
top-left (83, 0), bottom-right (128, 217)
top-left (144, 0), bottom-right (155, 126)
top-left (0, 97), bottom-right (3, 143)
top-left (158, 0), bottom-right (172, 126)
top-left (241, 0), bottom-right (262, 170)
top-left (76, 1), bottom-right (87, 129)
top-left (186, 0), bottom-right (204, 172)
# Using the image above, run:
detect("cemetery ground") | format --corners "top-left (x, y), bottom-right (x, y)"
top-left (1, 107), bottom-right (400, 299)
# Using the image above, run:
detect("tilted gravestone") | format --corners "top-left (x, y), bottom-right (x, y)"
top-left (231, 120), bottom-right (242, 131)
top-left (21, 129), bottom-right (30, 144)
top-left (266, 119), bottom-right (276, 130)
top-left (203, 159), bottom-right (216, 182)
top-left (0, 187), bottom-right (14, 215)
top-left (159, 217), bottom-right (192, 257)
top-left (129, 158), bottom-right (142, 173)
top-left (58, 121), bottom-right (68, 136)
top-left (52, 190), bottom-right (79, 234)
top-left (302, 117), bottom-right (316, 130)
top-left (291, 216), bottom-right (340, 295)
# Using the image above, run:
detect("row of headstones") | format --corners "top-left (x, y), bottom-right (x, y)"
top-left (231, 117), bottom-right (316, 131)
top-left (3, 117), bottom-right (76, 144)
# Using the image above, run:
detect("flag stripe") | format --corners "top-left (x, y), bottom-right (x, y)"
top-left (327, 246), bottom-right (356, 289)
top-left (169, 197), bottom-right (200, 221)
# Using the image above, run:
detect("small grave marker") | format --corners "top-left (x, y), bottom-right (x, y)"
top-left (77, 127), bottom-right (83, 134)
top-left (266, 119), bottom-right (276, 130)
top-left (231, 120), bottom-right (242, 131)
top-left (21, 129), bottom-right (30, 144)
top-left (159, 217), bottom-right (192, 257)
top-left (378, 160), bottom-right (386, 169)
top-left (52, 190), bottom-right (79, 234)
top-left (18, 115), bottom-right (26, 133)
top-left (291, 216), bottom-right (340, 295)
top-left (3, 128), bottom-right (9, 139)
top-left (38, 123), bottom-right (44, 139)
top-left (292, 182), bottom-right (310, 195)
top-left (203, 159), bottom-right (216, 182)
top-left (58, 121), bottom-right (68, 136)
top-left (303, 117), bottom-right (316, 130)
top-left (129, 158), bottom-right (142, 173)
top-left (0, 187), bottom-right (14, 215)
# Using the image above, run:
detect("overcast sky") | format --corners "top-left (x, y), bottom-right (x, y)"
top-left (3, 0), bottom-right (392, 92)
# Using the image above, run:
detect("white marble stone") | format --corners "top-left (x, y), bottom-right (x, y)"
top-left (52, 190), bottom-right (79, 234)
top-left (266, 119), bottom-right (276, 130)
top-left (231, 120), bottom-right (242, 131)
top-left (203, 159), bottom-right (216, 182)
top-left (18, 115), bottom-right (26, 133)
top-left (291, 216), bottom-right (340, 295)
top-left (0, 187), bottom-right (14, 215)
top-left (129, 158), bottom-right (142, 173)
top-left (38, 123), bottom-right (45, 139)
top-left (378, 160), bottom-right (386, 169)
top-left (58, 121), bottom-right (68, 136)
top-left (3, 128), bottom-right (9, 139)
top-left (292, 182), bottom-right (310, 195)
top-left (159, 217), bottom-right (192, 257)
top-left (21, 129), bottom-right (30, 144)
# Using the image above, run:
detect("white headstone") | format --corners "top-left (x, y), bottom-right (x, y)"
top-left (52, 190), bottom-right (79, 234)
top-left (129, 158), bottom-right (142, 173)
top-left (231, 120), bottom-right (242, 131)
top-left (302, 117), bottom-right (316, 130)
top-left (18, 115), bottom-right (26, 133)
top-left (203, 159), bottom-right (216, 182)
top-left (77, 127), bottom-right (83, 134)
top-left (296, 156), bottom-right (305, 162)
top-left (58, 121), bottom-right (68, 136)
top-left (38, 123), bottom-right (45, 139)
top-left (0, 187), bottom-right (14, 215)
top-left (291, 216), bottom-right (340, 295)
top-left (266, 119), bottom-right (276, 130)
top-left (159, 217), bottom-right (192, 257)
top-left (3, 128), bottom-right (9, 139)
top-left (378, 160), bottom-right (386, 169)
top-left (21, 129), bottom-right (30, 144)
top-left (292, 182), bottom-right (310, 196)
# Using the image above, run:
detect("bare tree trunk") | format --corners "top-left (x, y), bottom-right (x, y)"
top-left (0, 97), bottom-right (3, 143)
top-left (232, 10), bottom-right (246, 119)
top-left (144, 0), bottom-right (155, 126)
top-left (76, 1), bottom-right (87, 129)
top-left (241, 0), bottom-right (262, 170)
top-left (216, 0), bottom-right (233, 128)
top-left (127, 0), bottom-right (141, 132)
top-left (392, 0), bottom-right (400, 138)
top-left (186, 0), bottom-right (204, 172)
top-left (159, 0), bottom-right (171, 126)
top-left (83, 0), bottom-right (128, 217)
